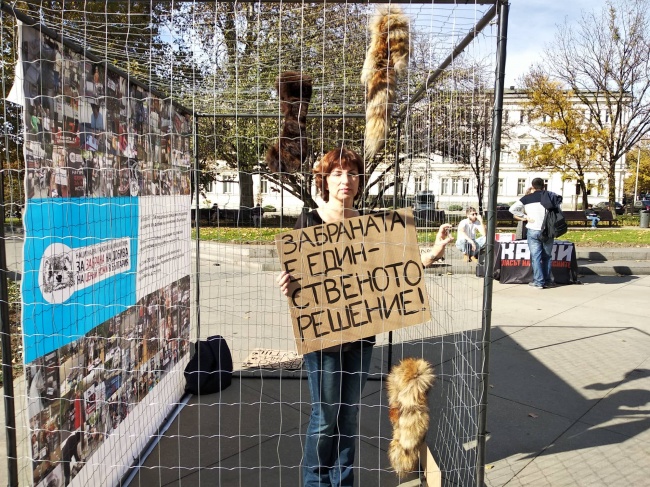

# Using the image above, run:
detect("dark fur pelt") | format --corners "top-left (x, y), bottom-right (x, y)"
top-left (361, 6), bottom-right (410, 161)
top-left (266, 71), bottom-right (313, 173)
top-left (386, 357), bottom-right (435, 475)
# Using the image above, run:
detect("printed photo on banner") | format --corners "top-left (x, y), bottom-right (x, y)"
top-left (15, 23), bottom-right (194, 486)
top-left (19, 25), bottom-right (192, 201)
top-left (276, 208), bottom-right (432, 354)
top-left (26, 275), bottom-right (191, 486)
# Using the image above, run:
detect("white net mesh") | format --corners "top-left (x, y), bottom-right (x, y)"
top-left (0, 1), bottom-right (501, 486)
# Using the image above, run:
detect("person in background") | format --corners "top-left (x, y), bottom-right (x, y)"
top-left (515, 187), bottom-right (535, 240)
top-left (509, 177), bottom-right (557, 289)
top-left (585, 204), bottom-right (600, 229)
top-left (455, 207), bottom-right (486, 262)
top-left (277, 147), bottom-right (452, 486)
top-left (252, 204), bottom-right (264, 227)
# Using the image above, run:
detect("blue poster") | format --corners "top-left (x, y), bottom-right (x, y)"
top-left (22, 197), bottom-right (138, 363)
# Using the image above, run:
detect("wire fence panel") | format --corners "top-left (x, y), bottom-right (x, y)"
top-left (0, 2), bottom-right (503, 486)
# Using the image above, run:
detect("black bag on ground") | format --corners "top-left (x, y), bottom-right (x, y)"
top-left (184, 335), bottom-right (233, 395)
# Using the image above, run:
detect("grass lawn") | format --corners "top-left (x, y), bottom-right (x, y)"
top-left (560, 228), bottom-right (650, 247)
top-left (193, 225), bottom-right (650, 247)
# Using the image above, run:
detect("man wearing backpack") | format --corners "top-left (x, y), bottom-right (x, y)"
top-left (509, 178), bottom-right (558, 289)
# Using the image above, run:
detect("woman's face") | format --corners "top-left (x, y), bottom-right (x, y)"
top-left (325, 164), bottom-right (360, 203)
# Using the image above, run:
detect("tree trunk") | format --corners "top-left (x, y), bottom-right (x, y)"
top-left (239, 171), bottom-right (254, 209)
top-left (608, 161), bottom-right (617, 219)
top-left (579, 180), bottom-right (589, 210)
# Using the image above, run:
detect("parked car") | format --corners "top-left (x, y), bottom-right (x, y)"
top-left (593, 201), bottom-right (625, 215)
top-left (633, 199), bottom-right (650, 210)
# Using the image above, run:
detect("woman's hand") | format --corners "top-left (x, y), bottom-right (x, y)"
top-left (277, 271), bottom-right (292, 296)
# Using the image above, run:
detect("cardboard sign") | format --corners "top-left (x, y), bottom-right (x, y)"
top-left (242, 349), bottom-right (303, 370)
top-left (275, 208), bottom-right (431, 354)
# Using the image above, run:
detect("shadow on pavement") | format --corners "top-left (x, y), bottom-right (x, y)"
top-left (131, 323), bottom-right (650, 486)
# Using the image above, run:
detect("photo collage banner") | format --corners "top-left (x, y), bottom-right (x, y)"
top-left (14, 23), bottom-right (193, 487)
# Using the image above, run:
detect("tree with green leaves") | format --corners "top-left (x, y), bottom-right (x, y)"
top-left (518, 69), bottom-right (605, 210)
top-left (624, 143), bottom-right (650, 200)
top-left (544, 0), bottom-right (650, 209)
top-left (1, 11), bottom-right (25, 216)
top-left (183, 2), bottom-right (372, 210)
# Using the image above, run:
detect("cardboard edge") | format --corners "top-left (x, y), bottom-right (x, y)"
top-left (419, 442), bottom-right (442, 487)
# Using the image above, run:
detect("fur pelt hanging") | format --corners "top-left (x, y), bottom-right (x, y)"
top-left (386, 357), bottom-right (435, 475)
top-left (360, 5), bottom-right (410, 161)
top-left (265, 71), bottom-right (313, 173)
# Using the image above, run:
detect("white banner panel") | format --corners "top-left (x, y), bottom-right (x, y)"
top-left (16, 22), bottom-right (193, 487)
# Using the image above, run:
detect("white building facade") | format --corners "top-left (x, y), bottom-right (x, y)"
top-left (196, 90), bottom-right (628, 214)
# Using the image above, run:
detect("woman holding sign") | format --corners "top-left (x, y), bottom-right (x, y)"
top-left (277, 147), bottom-right (452, 486)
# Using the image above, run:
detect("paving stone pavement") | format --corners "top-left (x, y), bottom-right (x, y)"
top-left (1, 239), bottom-right (649, 486)
top-left (129, 269), bottom-right (650, 487)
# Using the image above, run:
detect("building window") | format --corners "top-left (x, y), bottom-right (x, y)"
top-left (519, 143), bottom-right (529, 152)
top-left (597, 179), bottom-right (605, 196)
top-left (260, 177), bottom-right (268, 194)
top-left (414, 176), bottom-right (425, 193)
top-left (498, 178), bottom-right (505, 195)
top-left (452, 178), bottom-right (460, 195)
top-left (587, 179), bottom-right (595, 196)
top-left (519, 111), bottom-right (525, 124)
top-left (462, 178), bottom-right (470, 195)
top-left (517, 178), bottom-right (527, 195)
top-left (204, 181), bottom-right (213, 192)
top-left (223, 180), bottom-right (234, 194)
top-left (441, 178), bottom-right (450, 195)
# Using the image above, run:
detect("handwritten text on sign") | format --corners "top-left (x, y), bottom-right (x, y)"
top-left (275, 209), bottom-right (431, 353)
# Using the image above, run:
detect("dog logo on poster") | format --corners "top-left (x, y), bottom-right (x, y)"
top-left (38, 239), bottom-right (131, 304)
top-left (41, 252), bottom-right (74, 294)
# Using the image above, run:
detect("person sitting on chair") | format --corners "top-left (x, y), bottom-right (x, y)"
top-left (455, 206), bottom-right (486, 262)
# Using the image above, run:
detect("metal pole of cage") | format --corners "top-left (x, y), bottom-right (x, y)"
top-left (387, 120), bottom-right (402, 371)
top-left (193, 117), bottom-right (202, 344)
top-left (476, 2), bottom-right (509, 486)
top-left (0, 8), bottom-right (19, 485)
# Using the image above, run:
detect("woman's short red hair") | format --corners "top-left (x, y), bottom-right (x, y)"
top-left (313, 147), bottom-right (365, 202)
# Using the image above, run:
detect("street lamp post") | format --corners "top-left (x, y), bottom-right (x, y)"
top-left (634, 146), bottom-right (641, 204)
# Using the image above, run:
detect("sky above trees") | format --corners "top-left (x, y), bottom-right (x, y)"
top-left (505, 0), bottom-right (608, 87)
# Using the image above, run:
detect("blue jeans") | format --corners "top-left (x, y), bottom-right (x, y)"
top-left (302, 343), bottom-right (374, 487)
top-left (586, 215), bottom-right (600, 228)
top-left (455, 236), bottom-right (486, 257)
top-left (527, 229), bottom-right (553, 286)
